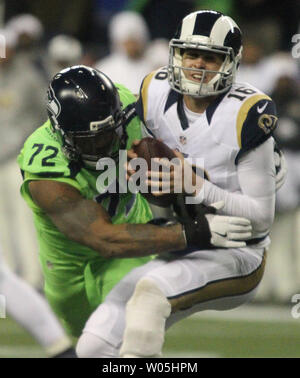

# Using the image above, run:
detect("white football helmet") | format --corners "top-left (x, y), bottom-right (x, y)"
top-left (168, 10), bottom-right (243, 97)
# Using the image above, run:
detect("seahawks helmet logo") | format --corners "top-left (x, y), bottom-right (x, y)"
top-left (47, 85), bottom-right (61, 118)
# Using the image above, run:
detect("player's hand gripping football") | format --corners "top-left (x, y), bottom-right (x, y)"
top-left (126, 140), bottom-right (203, 197)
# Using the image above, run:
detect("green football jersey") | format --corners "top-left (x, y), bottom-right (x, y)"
top-left (17, 83), bottom-right (154, 336)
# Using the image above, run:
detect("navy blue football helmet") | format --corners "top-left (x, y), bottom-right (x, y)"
top-left (47, 65), bottom-right (126, 168)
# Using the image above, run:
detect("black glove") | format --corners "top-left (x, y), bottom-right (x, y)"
top-left (174, 194), bottom-right (216, 249)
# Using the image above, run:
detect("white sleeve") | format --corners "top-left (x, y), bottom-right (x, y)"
top-left (201, 138), bottom-right (276, 237)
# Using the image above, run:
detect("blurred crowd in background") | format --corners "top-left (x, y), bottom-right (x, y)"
top-left (0, 0), bottom-right (300, 304)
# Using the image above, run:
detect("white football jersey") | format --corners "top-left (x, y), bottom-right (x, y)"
top-left (136, 66), bottom-right (278, 194)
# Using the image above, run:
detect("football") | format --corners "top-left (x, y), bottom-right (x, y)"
top-left (132, 137), bottom-right (177, 207)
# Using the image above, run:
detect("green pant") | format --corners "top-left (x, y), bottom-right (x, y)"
top-left (40, 255), bottom-right (153, 337)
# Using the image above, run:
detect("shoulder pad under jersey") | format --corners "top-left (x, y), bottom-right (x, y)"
top-left (135, 67), bottom-right (169, 125)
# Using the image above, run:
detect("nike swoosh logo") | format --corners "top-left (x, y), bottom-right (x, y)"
top-left (257, 101), bottom-right (268, 113)
top-left (214, 231), bottom-right (227, 237)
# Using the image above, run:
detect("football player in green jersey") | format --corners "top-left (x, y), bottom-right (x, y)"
top-left (17, 66), bottom-right (252, 338)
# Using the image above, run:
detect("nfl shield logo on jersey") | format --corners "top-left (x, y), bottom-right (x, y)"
top-left (179, 135), bottom-right (187, 145)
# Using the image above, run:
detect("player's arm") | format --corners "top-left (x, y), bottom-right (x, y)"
top-left (29, 180), bottom-right (251, 257)
top-left (193, 98), bottom-right (278, 235)
top-left (201, 138), bottom-right (276, 234)
top-left (158, 140), bottom-right (275, 235)
top-left (145, 100), bottom-right (277, 236)
top-left (28, 180), bottom-right (186, 258)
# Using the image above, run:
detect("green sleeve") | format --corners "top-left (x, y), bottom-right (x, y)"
top-left (19, 170), bottom-right (81, 213)
top-left (17, 121), bottom-right (72, 177)
top-left (17, 121), bottom-right (83, 211)
top-left (115, 83), bottom-right (143, 148)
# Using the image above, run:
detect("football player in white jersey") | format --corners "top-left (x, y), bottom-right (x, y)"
top-left (0, 242), bottom-right (76, 357)
top-left (76, 10), bottom-right (284, 358)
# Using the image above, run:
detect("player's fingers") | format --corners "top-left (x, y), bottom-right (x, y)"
top-left (227, 231), bottom-right (252, 240)
top-left (146, 170), bottom-right (174, 181)
top-left (127, 161), bottom-right (137, 175)
top-left (228, 217), bottom-right (251, 226)
top-left (225, 240), bottom-right (247, 248)
top-left (152, 157), bottom-right (173, 169)
top-left (127, 149), bottom-right (138, 159)
top-left (210, 201), bottom-right (225, 211)
top-left (172, 149), bottom-right (185, 162)
top-left (124, 162), bottom-right (134, 179)
top-left (147, 179), bottom-right (173, 191)
top-left (146, 171), bottom-right (177, 188)
top-left (131, 139), bottom-right (141, 146)
top-left (147, 170), bottom-right (162, 179)
top-left (151, 190), bottom-right (171, 196)
top-left (152, 157), bottom-right (181, 170)
top-left (228, 224), bottom-right (252, 233)
top-left (146, 179), bottom-right (168, 189)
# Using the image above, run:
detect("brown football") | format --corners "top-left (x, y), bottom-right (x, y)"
top-left (132, 137), bottom-right (177, 207)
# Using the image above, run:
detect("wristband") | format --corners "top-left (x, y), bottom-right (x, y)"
top-left (183, 214), bottom-right (212, 249)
